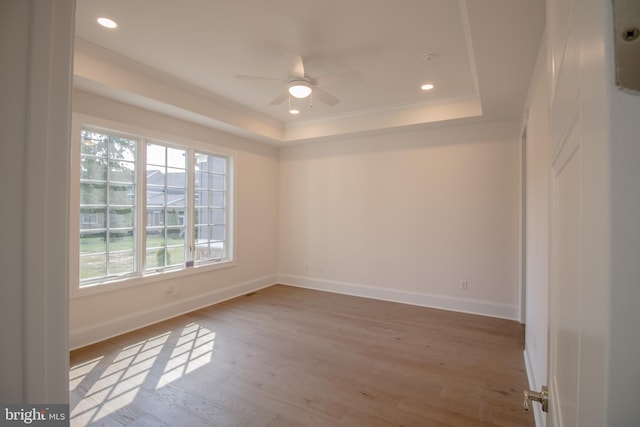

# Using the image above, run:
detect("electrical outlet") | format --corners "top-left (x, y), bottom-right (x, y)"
top-left (459, 280), bottom-right (468, 290)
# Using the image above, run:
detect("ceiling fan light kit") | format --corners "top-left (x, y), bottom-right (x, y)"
top-left (288, 95), bottom-right (301, 115)
top-left (288, 80), bottom-right (312, 98)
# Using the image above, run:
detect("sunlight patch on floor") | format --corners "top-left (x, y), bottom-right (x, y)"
top-left (69, 323), bottom-right (216, 426)
top-left (157, 323), bottom-right (215, 389)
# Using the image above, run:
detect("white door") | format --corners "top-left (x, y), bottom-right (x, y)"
top-left (544, 0), bottom-right (616, 425)
top-left (523, 49), bottom-right (550, 426)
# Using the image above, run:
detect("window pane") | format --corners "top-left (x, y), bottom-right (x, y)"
top-left (210, 225), bottom-right (225, 242)
top-left (146, 230), bottom-right (163, 250)
top-left (80, 127), bottom-right (138, 285)
top-left (145, 142), bottom-right (186, 272)
top-left (146, 187), bottom-right (166, 208)
top-left (195, 225), bottom-right (208, 241)
top-left (110, 184), bottom-right (135, 206)
top-left (147, 144), bottom-right (166, 166)
top-left (146, 229), bottom-right (168, 270)
top-left (110, 207), bottom-right (134, 229)
top-left (210, 174), bottom-right (225, 191)
top-left (81, 130), bottom-right (108, 156)
top-left (211, 191), bottom-right (225, 207)
top-left (193, 152), bottom-right (230, 266)
top-left (167, 147), bottom-right (186, 168)
top-left (109, 136), bottom-right (136, 161)
top-left (80, 208), bottom-right (106, 230)
top-left (146, 248), bottom-right (166, 270)
top-left (195, 190), bottom-right (210, 208)
top-left (168, 196), bottom-right (186, 210)
top-left (147, 166), bottom-right (165, 186)
top-left (211, 242), bottom-right (225, 259)
top-left (80, 232), bottom-right (106, 255)
top-left (167, 244), bottom-right (185, 266)
top-left (80, 254), bottom-right (107, 280)
top-left (209, 156), bottom-right (226, 174)
top-left (194, 244), bottom-right (210, 261)
top-left (81, 183), bottom-right (107, 205)
top-left (166, 209), bottom-right (183, 226)
top-left (144, 240), bottom-right (184, 270)
top-left (110, 160), bottom-right (135, 183)
top-left (166, 168), bottom-right (186, 188)
top-left (195, 177), bottom-right (203, 190)
top-left (109, 252), bottom-right (134, 275)
top-left (211, 208), bottom-right (225, 225)
top-left (81, 158), bottom-right (107, 181)
top-left (195, 153), bottom-right (210, 172)
top-left (109, 232), bottom-right (134, 252)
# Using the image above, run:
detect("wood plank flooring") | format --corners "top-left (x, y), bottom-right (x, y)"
top-left (69, 284), bottom-right (535, 426)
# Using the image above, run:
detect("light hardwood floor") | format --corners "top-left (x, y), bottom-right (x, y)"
top-left (69, 285), bottom-right (535, 426)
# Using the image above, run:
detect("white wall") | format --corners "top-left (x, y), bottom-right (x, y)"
top-left (523, 38), bottom-right (550, 427)
top-left (278, 122), bottom-right (522, 319)
top-left (69, 90), bottom-right (279, 349)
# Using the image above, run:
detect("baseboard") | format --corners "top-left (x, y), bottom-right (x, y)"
top-left (69, 274), bottom-right (277, 350)
top-left (70, 274), bottom-right (519, 350)
top-left (277, 274), bottom-right (519, 320)
top-left (524, 348), bottom-right (546, 427)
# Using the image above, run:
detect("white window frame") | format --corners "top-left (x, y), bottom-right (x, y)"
top-left (78, 127), bottom-right (139, 284)
top-left (70, 114), bottom-right (236, 298)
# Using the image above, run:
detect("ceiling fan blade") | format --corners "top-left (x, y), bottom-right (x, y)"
top-left (269, 93), bottom-right (288, 106)
top-left (313, 87), bottom-right (340, 106)
top-left (236, 74), bottom-right (285, 83)
top-left (291, 55), bottom-right (306, 78)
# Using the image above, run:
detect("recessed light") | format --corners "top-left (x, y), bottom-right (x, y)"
top-left (421, 83), bottom-right (435, 91)
top-left (97, 17), bottom-right (118, 29)
top-left (289, 109), bottom-right (300, 115)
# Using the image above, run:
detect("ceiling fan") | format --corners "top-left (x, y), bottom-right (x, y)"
top-left (236, 54), bottom-right (340, 107)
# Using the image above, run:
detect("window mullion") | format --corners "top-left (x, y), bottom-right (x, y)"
top-left (137, 140), bottom-right (147, 274)
top-left (105, 138), bottom-right (111, 276)
top-left (186, 150), bottom-right (195, 265)
top-left (163, 148), bottom-right (169, 267)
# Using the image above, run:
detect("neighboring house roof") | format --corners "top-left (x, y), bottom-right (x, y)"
top-left (146, 170), bottom-right (186, 208)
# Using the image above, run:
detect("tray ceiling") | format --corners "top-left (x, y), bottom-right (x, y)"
top-left (74, 0), bottom-right (545, 144)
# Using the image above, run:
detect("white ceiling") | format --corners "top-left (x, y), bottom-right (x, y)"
top-left (73, 0), bottom-right (545, 144)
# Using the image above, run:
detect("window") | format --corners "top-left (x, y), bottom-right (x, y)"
top-left (194, 152), bottom-right (228, 264)
top-left (80, 130), bottom-right (137, 281)
top-left (145, 144), bottom-right (187, 271)
top-left (76, 124), bottom-right (233, 288)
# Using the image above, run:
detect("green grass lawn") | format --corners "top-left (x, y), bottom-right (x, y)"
top-left (80, 234), bottom-right (186, 280)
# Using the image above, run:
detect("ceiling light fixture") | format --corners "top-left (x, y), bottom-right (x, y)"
top-left (288, 80), bottom-right (312, 99)
top-left (288, 94), bottom-right (301, 115)
top-left (97, 17), bottom-right (118, 29)
top-left (421, 83), bottom-right (435, 91)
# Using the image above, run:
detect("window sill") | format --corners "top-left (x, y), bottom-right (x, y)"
top-left (70, 259), bottom-right (236, 299)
